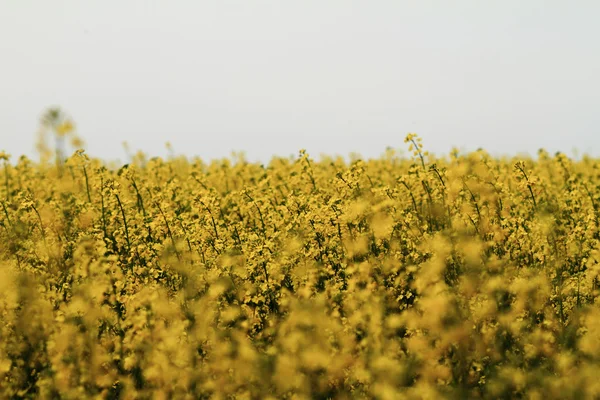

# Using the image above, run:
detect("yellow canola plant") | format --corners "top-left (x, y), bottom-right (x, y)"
top-left (1, 134), bottom-right (600, 399)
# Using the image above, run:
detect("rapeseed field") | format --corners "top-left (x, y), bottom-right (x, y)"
top-left (2, 132), bottom-right (600, 399)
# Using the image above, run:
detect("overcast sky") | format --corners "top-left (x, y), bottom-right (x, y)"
top-left (1, 1), bottom-right (599, 163)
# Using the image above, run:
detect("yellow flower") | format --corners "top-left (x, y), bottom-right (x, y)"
top-left (56, 120), bottom-right (74, 137)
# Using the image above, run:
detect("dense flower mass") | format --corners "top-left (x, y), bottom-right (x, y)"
top-left (1, 134), bottom-right (600, 399)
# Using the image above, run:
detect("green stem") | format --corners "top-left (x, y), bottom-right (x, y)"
top-left (1, 200), bottom-right (12, 229)
top-left (197, 199), bottom-right (219, 241)
top-left (100, 177), bottom-right (108, 240)
top-left (515, 164), bottom-right (537, 208)
top-left (244, 191), bottom-right (266, 239)
top-left (82, 165), bottom-right (92, 203)
top-left (156, 201), bottom-right (181, 260)
top-left (115, 194), bottom-right (131, 252)
top-left (410, 138), bottom-right (426, 171)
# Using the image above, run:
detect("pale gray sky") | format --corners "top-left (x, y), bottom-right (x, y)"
top-left (1, 1), bottom-right (599, 163)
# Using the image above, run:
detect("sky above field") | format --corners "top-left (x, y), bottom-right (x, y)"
top-left (1, 1), bottom-right (599, 163)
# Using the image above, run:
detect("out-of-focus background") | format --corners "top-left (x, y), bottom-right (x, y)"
top-left (1, 1), bottom-right (598, 163)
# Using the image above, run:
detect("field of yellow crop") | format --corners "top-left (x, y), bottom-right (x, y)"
top-left (2, 133), bottom-right (600, 399)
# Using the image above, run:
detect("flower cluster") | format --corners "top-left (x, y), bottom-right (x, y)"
top-left (1, 134), bottom-right (600, 398)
